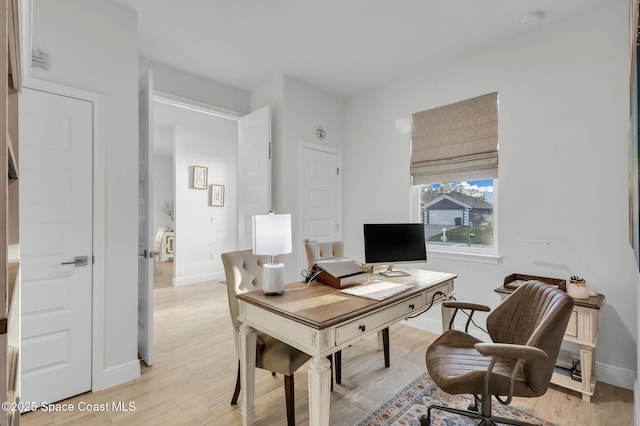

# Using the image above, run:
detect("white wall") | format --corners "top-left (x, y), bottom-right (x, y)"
top-left (153, 159), bottom-right (174, 232)
top-left (344, 0), bottom-right (636, 388)
top-left (154, 102), bottom-right (239, 285)
top-left (31, 0), bottom-right (139, 382)
top-left (152, 123), bottom-right (175, 233)
top-left (250, 75), bottom-right (346, 281)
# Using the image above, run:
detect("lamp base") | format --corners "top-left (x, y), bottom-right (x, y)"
top-left (263, 262), bottom-right (285, 295)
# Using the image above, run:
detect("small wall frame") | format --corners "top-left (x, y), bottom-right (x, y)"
top-left (192, 166), bottom-right (208, 189)
top-left (210, 184), bottom-right (225, 206)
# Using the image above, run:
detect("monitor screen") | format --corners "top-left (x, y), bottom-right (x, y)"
top-left (363, 223), bottom-right (427, 265)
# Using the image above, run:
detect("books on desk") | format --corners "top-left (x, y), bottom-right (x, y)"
top-left (341, 281), bottom-right (411, 301)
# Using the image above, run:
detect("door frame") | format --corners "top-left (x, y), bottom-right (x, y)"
top-left (22, 78), bottom-right (107, 391)
top-left (297, 141), bottom-right (342, 272)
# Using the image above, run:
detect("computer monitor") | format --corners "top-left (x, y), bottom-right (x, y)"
top-left (363, 223), bottom-right (427, 277)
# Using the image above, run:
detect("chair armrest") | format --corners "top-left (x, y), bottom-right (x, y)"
top-left (442, 301), bottom-right (490, 332)
top-left (442, 301), bottom-right (491, 312)
top-left (475, 343), bottom-right (548, 406)
top-left (474, 343), bottom-right (548, 361)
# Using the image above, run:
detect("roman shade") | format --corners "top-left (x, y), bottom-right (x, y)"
top-left (410, 92), bottom-right (498, 185)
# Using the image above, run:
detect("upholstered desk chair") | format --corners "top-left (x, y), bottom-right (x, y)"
top-left (421, 280), bottom-right (574, 426)
top-left (221, 249), bottom-right (311, 426)
top-left (304, 241), bottom-right (391, 384)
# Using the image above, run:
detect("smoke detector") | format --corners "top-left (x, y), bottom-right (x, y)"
top-left (520, 12), bottom-right (543, 26)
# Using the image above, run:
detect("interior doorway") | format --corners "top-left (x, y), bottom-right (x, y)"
top-left (152, 96), bottom-right (242, 286)
top-left (140, 93), bottom-right (271, 369)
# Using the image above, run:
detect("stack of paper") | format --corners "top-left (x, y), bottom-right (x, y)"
top-left (341, 281), bottom-right (411, 301)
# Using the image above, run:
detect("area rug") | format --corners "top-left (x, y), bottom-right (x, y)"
top-left (356, 372), bottom-right (556, 426)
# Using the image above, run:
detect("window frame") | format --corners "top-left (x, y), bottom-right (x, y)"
top-left (410, 179), bottom-right (501, 265)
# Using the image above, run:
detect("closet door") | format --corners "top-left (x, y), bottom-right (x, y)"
top-left (20, 88), bottom-right (93, 405)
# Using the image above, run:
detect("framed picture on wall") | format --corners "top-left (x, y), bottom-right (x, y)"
top-left (210, 184), bottom-right (225, 207)
top-left (193, 166), bottom-right (208, 189)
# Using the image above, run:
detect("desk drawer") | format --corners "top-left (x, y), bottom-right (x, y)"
top-left (431, 280), bottom-right (453, 300)
top-left (335, 294), bottom-right (424, 345)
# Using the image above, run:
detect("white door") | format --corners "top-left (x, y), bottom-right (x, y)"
top-left (20, 88), bottom-right (93, 404)
top-left (138, 71), bottom-right (154, 366)
top-left (238, 106), bottom-right (271, 249)
top-left (300, 144), bottom-right (341, 269)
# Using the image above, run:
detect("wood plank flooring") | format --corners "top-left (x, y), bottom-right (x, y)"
top-left (21, 276), bottom-right (634, 425)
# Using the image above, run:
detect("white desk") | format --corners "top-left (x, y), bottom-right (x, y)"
top-left (236, 269), bottom-right (456, 426)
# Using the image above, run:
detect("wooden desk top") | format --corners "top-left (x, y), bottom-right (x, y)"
top-left (237, 269), bottom-right (456, 330)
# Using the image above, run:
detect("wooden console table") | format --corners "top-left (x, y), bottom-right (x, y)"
top-left (495, 286), bottom-right (605, 402)
top-left (237, 269), bottom-right (456, 426)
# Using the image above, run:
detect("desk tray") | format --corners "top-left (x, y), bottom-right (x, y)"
top-left (503, 273), bottom-right (566, 292)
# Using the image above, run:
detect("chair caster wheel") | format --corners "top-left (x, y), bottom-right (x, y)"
top-left (419, 414), bottom-right (431, 425)
top-left (468, 403), bottom-right (478, 412)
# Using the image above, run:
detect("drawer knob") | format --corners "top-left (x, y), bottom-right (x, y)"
top-left (359, 324), bottom-right (366, 332)
top-left (409, 304), bottom-right (415, 309)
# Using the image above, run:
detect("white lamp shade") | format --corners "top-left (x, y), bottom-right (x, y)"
top-left (252, 213), bottom-right (292, 256)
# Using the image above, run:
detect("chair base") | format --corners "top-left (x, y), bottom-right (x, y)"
top-left (420, 404), bottom-right (537, 426)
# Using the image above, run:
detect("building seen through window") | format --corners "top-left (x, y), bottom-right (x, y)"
top-left (418, 179), bottom-right (495, 251)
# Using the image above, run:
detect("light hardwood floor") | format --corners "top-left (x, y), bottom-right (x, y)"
top-left (21, 277), bottom-right (634, 425)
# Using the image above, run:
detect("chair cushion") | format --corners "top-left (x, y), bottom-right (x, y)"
top-left (426, 329), bottom-right (539, 398)
top-left (257, 333), bottom-right (311, 376)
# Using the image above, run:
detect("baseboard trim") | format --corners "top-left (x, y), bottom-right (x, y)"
top-left (173, 271), bottom-right (225, 286)
top-left (404, 316), bottom-right (635, 391)
top-left (100, 360), bottom-right (140, 390)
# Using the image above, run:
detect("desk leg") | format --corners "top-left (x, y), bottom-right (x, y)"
top-left (308, 356), bottom-right (331, 426)
top-left (579, 345), bottom-right (595, 402)
top-left (441, 301), bottom-right (453, 333)
top-left (239, 323), bottom-right (257, 426)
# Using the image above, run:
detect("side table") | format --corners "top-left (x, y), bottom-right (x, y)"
top-left (494, 286), bottom-right (605, 402)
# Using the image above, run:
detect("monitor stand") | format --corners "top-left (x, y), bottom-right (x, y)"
top-left (380, 264), bottom-right (410, 277)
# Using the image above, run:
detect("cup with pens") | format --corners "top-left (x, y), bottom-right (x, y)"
top-left (567, 275), bottom-right (589, 299)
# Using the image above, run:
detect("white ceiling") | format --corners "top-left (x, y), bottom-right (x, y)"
top-left (112, 0), bottom-right (614, 99)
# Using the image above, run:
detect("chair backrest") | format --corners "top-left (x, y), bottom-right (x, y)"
top-left (221, 249), bottom-right (269, 355)
top-left (487, 280), bottom-right (574, 394)
top-left (304, 241), bottom-right (344, 269)
top-left (153, 227), bottom-right (165, 252)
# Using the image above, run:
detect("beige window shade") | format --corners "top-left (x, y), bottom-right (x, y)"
top-left (411, 92), bottom-right (498, 185)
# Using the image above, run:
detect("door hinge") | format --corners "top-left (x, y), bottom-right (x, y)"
top-left (337, 167), bottom-right (340, 175)
top-left (337, 224), bottom-right (340, 232)
top-left (268, 142), bottom-right (272, 160)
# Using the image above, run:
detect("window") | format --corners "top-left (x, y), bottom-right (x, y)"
top-left (416, 179), bottom-right (496, 254)
top-left (410, 92), bottom-right (499, 262)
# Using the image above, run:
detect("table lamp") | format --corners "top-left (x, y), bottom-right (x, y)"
top-left (252, 212), bottom-right (292, 295)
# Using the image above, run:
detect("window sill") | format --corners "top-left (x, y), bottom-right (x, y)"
top-left (427, 248), bottom-right (502, 265)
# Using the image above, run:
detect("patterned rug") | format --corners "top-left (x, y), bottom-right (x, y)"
top-left (356, 372), bottom-right (556, 426)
